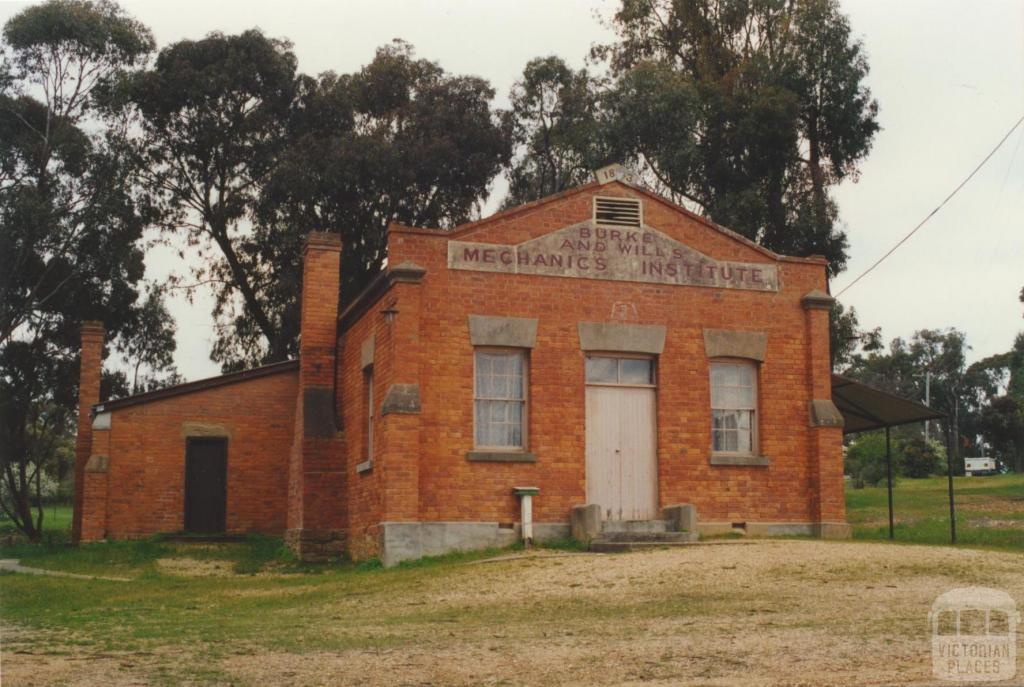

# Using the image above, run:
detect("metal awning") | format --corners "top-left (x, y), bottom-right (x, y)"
top-left (831, 373), bottom-right (945, 435)
top-left (831, 373), bottom-right (955, 544)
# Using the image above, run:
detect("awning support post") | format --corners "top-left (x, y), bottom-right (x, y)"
top-left (945, 426), bottom-right (957, 544)
top-left (885, 426), bottom-right (894, 540)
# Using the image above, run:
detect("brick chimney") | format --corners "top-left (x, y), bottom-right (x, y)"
top-left (286, 232), bottom-right (346, 560)
top-left (71, 321), bottom-right (104, 545)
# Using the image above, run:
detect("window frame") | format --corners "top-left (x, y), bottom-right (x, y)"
top-left (363, 365), bottom-right (374, 461)
top-left (709, 358), bottom-right (760, 457)
top-left (584, 353), bottom-right (657, 388)
top-left (472, 347), bottom-right (529, 452)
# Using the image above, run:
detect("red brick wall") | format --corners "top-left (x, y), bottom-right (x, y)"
top-left (353, 181), bottom-right (843, 527)
top-left (72, 321), bottom-right (104, 543)
top-left (286, 232), bottom-right (345, 557)
top-left (92, 370), bottom-right (297, 539)
top-left (84, 180), bottom-right (844, 547)
top-left (337, 307), bottom-right (386, 557)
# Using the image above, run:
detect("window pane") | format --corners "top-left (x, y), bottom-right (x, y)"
top-left (619, 358), bottom-right (654, 385)
top-left (710, 362), bottom-right (757, 454)
top-left (737, 383), bottom-right (755, 408)
top-left (712, 362), bottom-right (738, 386)
top-left (713, 429), bottom-right (738, 452)
top-left (475, 349), bottom-right (527, 448)
top-left (736, 427), bottom-right (752, 452)
top-left (712, 410), bottom-right (739, 430)
top-left (508, 354), bottom-right (524, 397)
top-left (475, 399), bottom-right (524, 448)
top-left (712, 387), bottom-right (739, 409)
top-left (507, 402), bottom-right (523, 446)
top-left (476, 351), bottom-right (524, 400)
top-left (585, 356), bottom-right (618, 383)
top-left (738, 363), bottom-right (755, 387)
top-left (710, 363), bottom-right (730, 388)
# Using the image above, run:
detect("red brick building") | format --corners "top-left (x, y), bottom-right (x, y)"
top-left (73, 169), bottom-right (850, 564)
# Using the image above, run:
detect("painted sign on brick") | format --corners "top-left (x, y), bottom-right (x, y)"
top-left (447, 221), bottom-right (779, 292)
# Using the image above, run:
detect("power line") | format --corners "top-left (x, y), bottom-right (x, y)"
top-left (835, 112), bottom-right (1024, 298)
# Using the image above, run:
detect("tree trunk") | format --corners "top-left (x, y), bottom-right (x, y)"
top-left (807, 121), bottom-right (829, 230)
top-left (207, 219), bottom-right (279, 355)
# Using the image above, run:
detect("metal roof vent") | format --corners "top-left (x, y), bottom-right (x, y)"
top-left (594, 196), bottom-right (642, 228)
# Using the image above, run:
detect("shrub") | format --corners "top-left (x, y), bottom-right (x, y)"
top-left (846, 432), bottom-right (902, 488)
top-left (900, 436), bottom-right (945, 478)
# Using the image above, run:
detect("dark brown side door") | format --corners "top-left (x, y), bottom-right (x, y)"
top-left (184, 438), bottom-right (227, 533)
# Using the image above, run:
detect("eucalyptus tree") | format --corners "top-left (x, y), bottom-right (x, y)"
top-left (591, 0), bottom-right (879, 275)
top-left (109, 29), bottom-right (299, 367)
top-left (0, 0), bottom-right (172, 540)
top-left (503, 56), bottom-right (608, 207)
top-left (118, 36), bottom-right (511, 369)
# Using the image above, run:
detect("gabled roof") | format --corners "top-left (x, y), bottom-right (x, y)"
top-left (390, 179), bottom-right (828, 267)
top-left (94, 359), bottom-right (298, 414)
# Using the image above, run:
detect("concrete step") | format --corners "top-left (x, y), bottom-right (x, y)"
top-left (596, 531), bottom-right (698, 543)
top-left (600, 519), bottom-right (672, 534)
top-left (590, 538), bottom-right (698, 553)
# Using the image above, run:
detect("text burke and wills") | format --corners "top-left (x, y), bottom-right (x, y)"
top-left (446, 222), bottom-right (780, 292)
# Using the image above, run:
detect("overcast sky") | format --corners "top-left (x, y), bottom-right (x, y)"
top-left (3, 0), bottom-right (1022, 381)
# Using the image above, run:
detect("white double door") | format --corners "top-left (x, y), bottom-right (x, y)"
top-left (585, 363), bottom-right (658, 521)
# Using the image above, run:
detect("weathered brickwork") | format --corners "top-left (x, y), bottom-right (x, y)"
top-left (352, 181), bottom-right (847, 531)
top-left (80, 369), bottom-right (298, 540)
top-left (77, 179), bottom-right (849, 555)
top-left (72, 321), bottom-right (104, 544)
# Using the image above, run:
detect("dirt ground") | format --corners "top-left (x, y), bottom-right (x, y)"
top-left (3, 539), bottom-right (1023, 686)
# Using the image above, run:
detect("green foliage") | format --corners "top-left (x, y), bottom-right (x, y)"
top-left (978, 395), bottom-right (1024, 472)
top-left (899, 436), bottom-right (944, 478)
top-left (587, 0), bottom-right (879, 276)
top-left (830, 300), bottom-right (881, 370)
top-left (3, 0), bottom-right (152, 73)
top-left (109, 29), bottom-right (299, 367)
top-left (1007, 332), bottom-right (1024, 402)
top-left (116, 36), bottom-right (511, 370)
top-left (0, 0), bottom-right (172, 541)
top-left (259, 40), bottom-right (511, 347)
top-left (846, 431), bottom-right (900, 488)
top-left (844, 328), bottom-right (977, 471)
top-left (504, 56), bottom-right (609, 206)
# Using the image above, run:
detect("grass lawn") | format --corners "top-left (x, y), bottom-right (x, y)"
top-left (0, 504), bottom-right (72, 542)
top-left (2, 538), bottom-right (1022, 686)
top-left (1, 482), bottom-right (1021, 685)
top-left (845, 473), bottom-right (1024, 550)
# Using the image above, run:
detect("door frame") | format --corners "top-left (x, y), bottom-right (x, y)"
top-left (183, 436), bottom-right (228, 534)
top-left (583, 353), bottom-right (659, 520)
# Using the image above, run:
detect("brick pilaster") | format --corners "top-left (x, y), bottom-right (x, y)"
top-left (286, 232), bottom-right (346, 560)
top-left (378, 264), bottom-right (426, 522)
top-left (802, 289), bottom-right (849, 536)
top-left (80, 417), bottom-right (110, 542)
top-left (72, 321), bottom-right (104, 545)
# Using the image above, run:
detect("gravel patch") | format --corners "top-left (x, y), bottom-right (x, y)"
top-left (4, 540), bottom-right (1022, 686)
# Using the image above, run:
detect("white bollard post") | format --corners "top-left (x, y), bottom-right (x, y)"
top-left (512, 487), bottom-right (540, 547)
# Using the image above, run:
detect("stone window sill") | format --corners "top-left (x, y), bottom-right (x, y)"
top-left (356, 459), bottom-right (373, 474)
top-left (466, 451), bottom-right (537, 463)
top-left (709, 454), bottom-right (770, 467)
